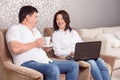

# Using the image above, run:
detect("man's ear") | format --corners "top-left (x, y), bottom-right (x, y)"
top-left (26, 15), bottom-right (30, 21)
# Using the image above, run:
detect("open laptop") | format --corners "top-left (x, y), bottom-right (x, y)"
top-left (66, 41), bottom-right (101, 61)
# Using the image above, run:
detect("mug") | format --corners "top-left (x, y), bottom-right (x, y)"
top-left (44, 36), bottom-right (51, 45)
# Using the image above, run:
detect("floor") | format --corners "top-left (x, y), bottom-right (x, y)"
top-left (111, 59), bottom-right (120, 80)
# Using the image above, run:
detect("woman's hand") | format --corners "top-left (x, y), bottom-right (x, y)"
top-left (70, 51), bottom-right (74, 56)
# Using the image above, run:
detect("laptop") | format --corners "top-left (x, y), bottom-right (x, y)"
top-left (66, 41), bottom-right (101, 61)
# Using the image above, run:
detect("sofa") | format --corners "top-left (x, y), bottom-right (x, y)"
top-left (43, 27), bottom-right (117, 80)
top-left (0, 27), bottom-right (116, 80)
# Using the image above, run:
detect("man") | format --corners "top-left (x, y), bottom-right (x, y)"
top-left (6, 5), bottom-right (79, 80)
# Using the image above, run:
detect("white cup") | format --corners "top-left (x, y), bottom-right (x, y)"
top-left (44, 36), bottom-right (51, 45)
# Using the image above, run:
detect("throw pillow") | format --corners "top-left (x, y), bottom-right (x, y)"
top-left (115, 31), bottom-right (120, 40)
top-left (96, 34), bottom-right (120, 48)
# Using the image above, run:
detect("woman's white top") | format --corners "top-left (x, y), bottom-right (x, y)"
top-left (52, 29), bottom-right (83, 57)
top-left (6, 24), bottom-right (52, 66)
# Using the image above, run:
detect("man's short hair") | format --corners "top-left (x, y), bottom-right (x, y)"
top-left (19, 5), bottom-right (38, 23)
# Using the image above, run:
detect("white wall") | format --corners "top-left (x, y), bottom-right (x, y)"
top-left (0, 0), bottom-right (120, 32)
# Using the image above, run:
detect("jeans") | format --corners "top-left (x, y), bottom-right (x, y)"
top-left (21, 60), bottom-right (79, 80)
top-left (87, 58), bottom-right (111, 80)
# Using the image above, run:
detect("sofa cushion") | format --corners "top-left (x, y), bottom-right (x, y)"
top-left (103, 26), bottom-right (120, 34)
top-left (79, 28), bottom-right (103, 38)
top-left (96, 34), bottom-right (120, 48)
top-left (115, 31), bottom-right (120, 40)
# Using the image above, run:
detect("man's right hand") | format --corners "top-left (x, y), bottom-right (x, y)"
top-left (35, 38), bottom-right (45, 48)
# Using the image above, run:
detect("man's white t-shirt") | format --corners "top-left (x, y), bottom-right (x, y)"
top-left (6, 24), bottom-right (52, 66)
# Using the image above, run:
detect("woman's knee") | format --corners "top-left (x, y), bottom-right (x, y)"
top-left (96, 58), bottom-right (107, 68)
top-left (69, 60), bottom-right (79, 69)
top-left (87, 60), bottom-right (96, 65)
top-left (87, 60), bottom-right (98, 69)
top-left (96, 58), bottom-right (105, 64)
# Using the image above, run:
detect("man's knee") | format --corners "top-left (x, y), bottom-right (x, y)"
top-left (44, 64), bottom-right (60, 80)
top-left (47, 64), bottom-right (60, 76)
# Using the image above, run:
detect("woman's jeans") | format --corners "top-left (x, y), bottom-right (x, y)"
top-left (21, 60), bottom-right (79, 80)
top-left (87, 58), bottom-right (111, 80)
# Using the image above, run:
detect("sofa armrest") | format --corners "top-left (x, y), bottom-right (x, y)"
top-left (77, 61), bottom-right (90, 68)
top-left (3, 61), bottom-right (43, 80)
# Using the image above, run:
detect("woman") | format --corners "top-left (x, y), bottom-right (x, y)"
top-left (52, 10), bottom-right (111, 80)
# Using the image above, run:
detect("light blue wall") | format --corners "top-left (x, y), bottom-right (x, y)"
top-left (0, 0), bottom-right (120, 32)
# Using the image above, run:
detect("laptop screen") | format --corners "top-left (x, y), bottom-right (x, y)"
top-left (74, 41), bottom-right (101, 61)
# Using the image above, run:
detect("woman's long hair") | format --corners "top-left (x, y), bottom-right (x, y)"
top-left (53, 10), bottom-right (72, 31)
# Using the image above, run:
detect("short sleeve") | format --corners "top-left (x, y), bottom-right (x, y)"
top-left (6, 26), bottom-right (21, 43)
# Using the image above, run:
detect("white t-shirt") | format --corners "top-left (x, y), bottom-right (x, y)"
top-left (6, 24), bottom-right (52, 66)
top-left (52, 29), bottom-right (83, 57)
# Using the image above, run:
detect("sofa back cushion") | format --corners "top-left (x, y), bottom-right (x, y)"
top-left (0, 29), bottom-right (12, 61)
top-left (103, 26), bottom-right (120, 34)
top-left (115, 31), bottom-right (120, 40)
top-left (96, 34), bottom-right (120, 48)
top-left (43, 27), bottom-right (54, 37)
top-left (79, 28), bottom-right (103, 39)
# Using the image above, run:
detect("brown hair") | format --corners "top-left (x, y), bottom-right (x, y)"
top-left (53, 10), bottom-right (72, 31)
top-left (19, 5), bottom-right (38, 23)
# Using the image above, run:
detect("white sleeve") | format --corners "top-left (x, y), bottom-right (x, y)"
top-left (6, 27), bottom-right (21, 43)
top-left (72, 30), bottom-right (83, 42)
top-left (69, 30), bottom-right (83, 52)
top-left (52, 32), bottom-right (70, 57)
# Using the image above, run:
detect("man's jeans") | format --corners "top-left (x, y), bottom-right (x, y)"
top-left (21, 60), bottom-right (79, 80)
top-left (87, 58), bottom-right (111, 80)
